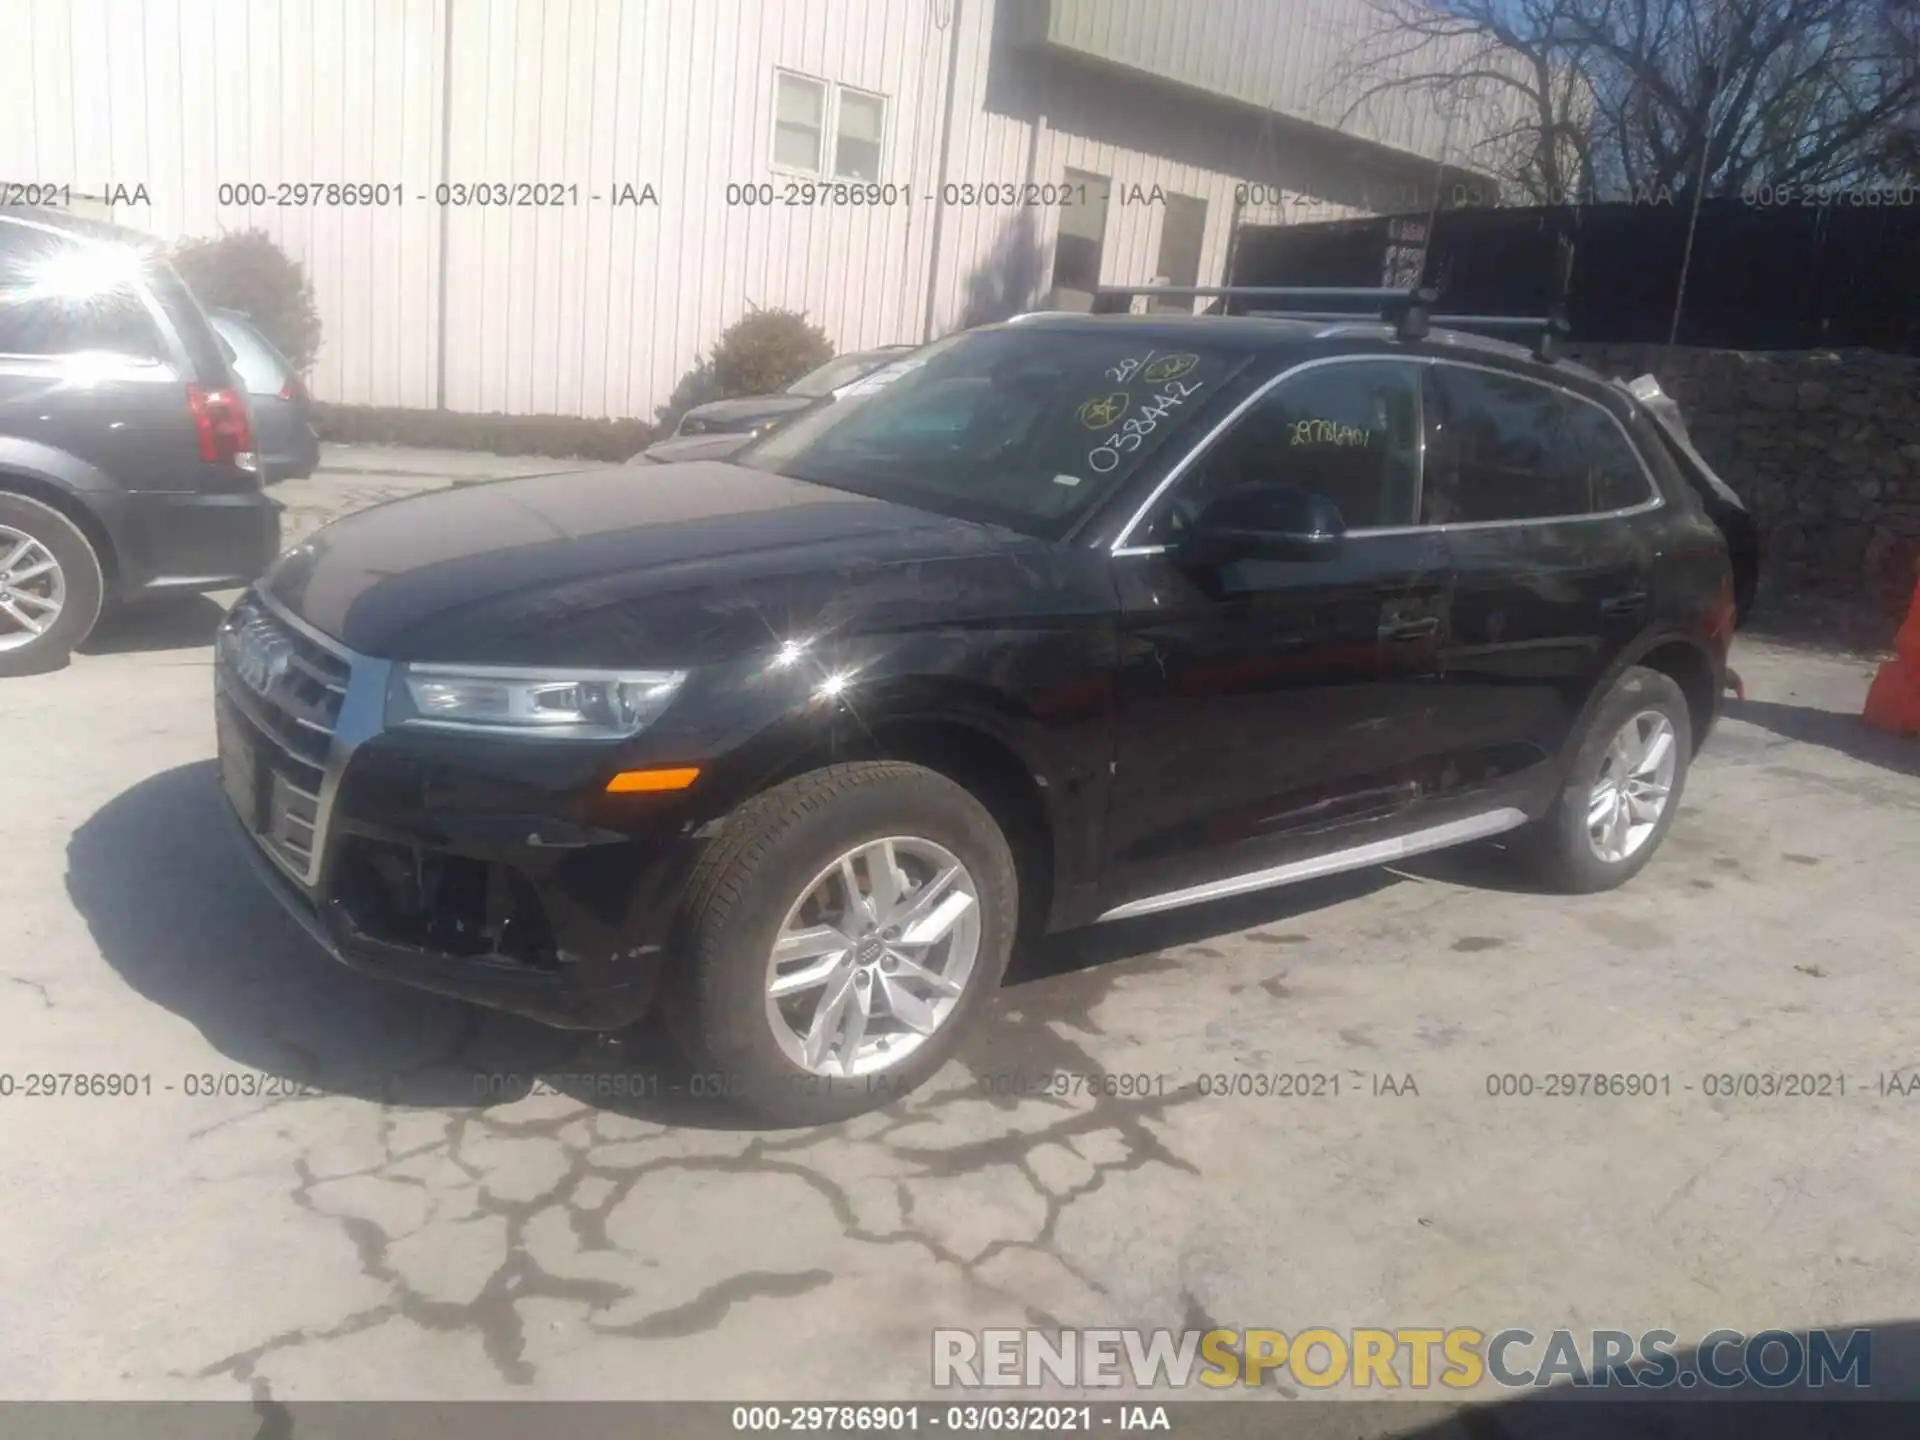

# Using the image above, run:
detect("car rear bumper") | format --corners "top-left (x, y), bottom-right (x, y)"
top-left (254, 403), bottom-right (322, 483)
top-left (260, 429), bottom-right (321, 483)
top-left (100, 487), bottom-right (282, 600)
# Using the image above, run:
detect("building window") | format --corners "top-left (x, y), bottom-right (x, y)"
top-left (773, 72), bottom-right (827, 174)
top-left (834, 88), bottom-right (886, 181)
top-left (771, 72), bottom-right (889, 180)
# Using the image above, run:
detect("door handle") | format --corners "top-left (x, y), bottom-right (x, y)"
top-left (1600, 592), bottom-right (1649, 618)
top-left (1379, 616), bottom-right (1440, 641)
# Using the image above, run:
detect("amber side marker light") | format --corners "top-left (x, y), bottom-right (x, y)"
top-left (606, 767), bottom-right (701, 794)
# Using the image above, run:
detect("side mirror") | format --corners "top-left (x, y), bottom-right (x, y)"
top-left (1175, 483), bottom-right (1347, 568)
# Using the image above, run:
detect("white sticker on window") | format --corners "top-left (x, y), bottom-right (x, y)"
top-left (1052, 473), bottom-right (1082, 487)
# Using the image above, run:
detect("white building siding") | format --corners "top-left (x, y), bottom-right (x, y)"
top-left (0, 0), bottom-right (1481, 421)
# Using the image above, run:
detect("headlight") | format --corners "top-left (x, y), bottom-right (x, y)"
top-left (386, 664), bottom-right (686, 740)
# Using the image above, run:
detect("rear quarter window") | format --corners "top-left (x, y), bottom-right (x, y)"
top-left (1565, 401), bottom-right (1655, 511)
top-left (140, 262), bottom-right (233, 382)
top-left (211, 314), bottom-right (293, 394)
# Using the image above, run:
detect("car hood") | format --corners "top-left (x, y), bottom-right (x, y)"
top-left (261, 461), bottom-right (1034, 663)
top-left (673, 395), bottom-right (813, 432)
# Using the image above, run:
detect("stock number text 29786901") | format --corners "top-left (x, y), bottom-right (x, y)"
top-left (725, 182), bottom-right (910, 207)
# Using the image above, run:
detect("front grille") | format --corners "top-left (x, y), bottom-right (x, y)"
top-left (216, 593), bottom-right (353, 884)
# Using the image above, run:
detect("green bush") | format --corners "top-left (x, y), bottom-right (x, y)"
top-left (312, 404), bottom-right (653, 461)
top-left (170, 229), bottom-right (323, 373)
top-left (708, 307), bottom-right (833, 398)
top-left (654, 355), bottom-right (723, 434)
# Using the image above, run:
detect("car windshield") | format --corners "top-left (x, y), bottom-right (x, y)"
top-left (785, 348), bottom-right (907, 398)
top-left (740, 328), bottom-right (1254, 537)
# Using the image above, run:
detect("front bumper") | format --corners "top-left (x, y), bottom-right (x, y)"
top-left (214, 594), bottom-right (701, 1030)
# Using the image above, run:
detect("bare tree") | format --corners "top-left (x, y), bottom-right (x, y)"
top-left (1344, 0), bottom-right (1920, 200)
top-left (1574, 0), bottom-right (1920, 195)
top-left (1337, 0), bottom-right (1606, 203)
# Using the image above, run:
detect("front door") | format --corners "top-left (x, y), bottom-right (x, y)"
top-left (1101, 358), bottom-right (1451, 915)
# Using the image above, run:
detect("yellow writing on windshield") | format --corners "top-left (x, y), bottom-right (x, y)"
top-left (1078, 392), bottom-right (1130, 429)
top-left (1141, 353), bottom-right (1199, 383)
top-left (1290, 419), bottom-right (1374, 447)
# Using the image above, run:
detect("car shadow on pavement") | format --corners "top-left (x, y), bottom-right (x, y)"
top-left (1723, 696), bottom-right (1920, 779)
top-left (65, 762), bottom-right (1504, 1135)
top-left (78, 594), bottom-right (228, 656)
top-left (66, 760), bottom-right (681, 1114)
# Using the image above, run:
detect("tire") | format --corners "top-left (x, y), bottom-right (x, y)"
top-left (1520, 665), bottom-right (1692, 894)
top-left (663, 761), bottom-right (1018, 1125)
top-left (0, 493), bottom-right (106, 678)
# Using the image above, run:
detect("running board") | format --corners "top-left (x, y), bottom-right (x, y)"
top-left (1095, 809), bottom-right (1531, 922)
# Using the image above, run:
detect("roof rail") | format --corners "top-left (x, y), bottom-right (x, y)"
top-left (1090, 284), bottom-right (1570, 362)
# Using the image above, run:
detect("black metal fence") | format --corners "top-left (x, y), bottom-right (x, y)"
top-left (1225, 197), bottom-right (1920, 353)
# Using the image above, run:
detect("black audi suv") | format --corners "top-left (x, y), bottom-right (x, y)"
top-left (214, 307), bottom-right (1752, 1121)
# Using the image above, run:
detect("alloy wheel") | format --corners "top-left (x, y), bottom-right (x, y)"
top-left (0, 525), bottom-right (66, 654)
top-left (1587, 709), bottom-right (1678, 863)
top-left (764, 835), bottom-right (982, 1078)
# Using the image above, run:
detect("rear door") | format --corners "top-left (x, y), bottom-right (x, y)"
top-left (1419, 362), bottom-right (1661, 798)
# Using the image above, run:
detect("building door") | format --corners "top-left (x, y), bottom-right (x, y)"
top-left (1049, 169), bottom-right (1110, 311)
top-left (1150, 194), bottom-right (1208, 312)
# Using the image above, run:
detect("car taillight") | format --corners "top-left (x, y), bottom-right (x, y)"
top-left (187, 384), bottom-right (258, 473)
top-left (1710, 568), bottom-right (1736, 639)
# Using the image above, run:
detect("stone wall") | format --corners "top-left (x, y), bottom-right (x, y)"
top-left (1565, 344), bottom-right (1920, 616)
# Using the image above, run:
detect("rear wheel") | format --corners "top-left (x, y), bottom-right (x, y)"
top-left (1520, 666), bottom-right (1692, 893)
top-left (0, 494), bottom-right (105, 678)
top-left (664, 762), bottom-right (1018, 1124)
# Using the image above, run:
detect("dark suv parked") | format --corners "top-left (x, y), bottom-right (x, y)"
top-left (216, 300), bottom-right (1752, 1121)
top-left (0, 209), bottom-right (280, 675)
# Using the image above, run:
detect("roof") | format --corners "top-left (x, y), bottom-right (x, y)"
top-left (987, 309), bottom-right (1608, 384)
top-left (0, 205), bottom-right (163, 252)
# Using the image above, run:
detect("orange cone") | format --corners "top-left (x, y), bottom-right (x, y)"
top-left (1863, 575), bottom-right (1920, 736)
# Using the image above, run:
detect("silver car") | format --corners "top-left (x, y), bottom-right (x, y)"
top-left (207, 307), bottom-right (320, 483)
top-left (642, 345), bottom-right (916, 464)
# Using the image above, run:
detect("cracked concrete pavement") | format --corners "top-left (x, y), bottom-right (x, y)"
top-left (2, 459), bottom-right (1918, 1406)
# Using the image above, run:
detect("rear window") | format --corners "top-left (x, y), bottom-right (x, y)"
top-left (211, 312), bottom-right (294, 394)
top-left (0, 227), bottom-right (168, 363)
top-left (139, 262), bottom-right (232, 381)
top-left (1565, 402), bottom-right (1654, 511)
top-left (741, 328), bottom-right (1256, 537)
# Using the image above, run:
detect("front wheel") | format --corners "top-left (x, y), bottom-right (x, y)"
top-left (1520, 666), bottom-right (1692, 893)
top-left (663, 762), bottom-right (1018, 1124)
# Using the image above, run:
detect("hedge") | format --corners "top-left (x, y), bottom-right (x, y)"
top-left (312, 404), bottom-right (654, 462)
